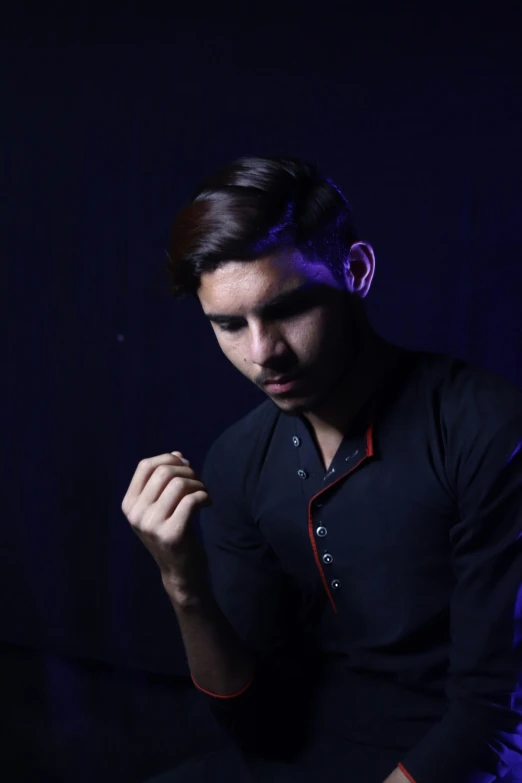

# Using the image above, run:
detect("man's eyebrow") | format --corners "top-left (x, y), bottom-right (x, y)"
top-left (204, 283), bottom-right (315, 323)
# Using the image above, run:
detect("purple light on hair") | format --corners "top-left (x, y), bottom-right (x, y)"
top-left (509, 440), bottom-right (522, 463)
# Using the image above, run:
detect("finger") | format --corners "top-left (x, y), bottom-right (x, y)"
top-left (138, 464), bottom-right (197, 508)
top-left (147, 478), bottom-right (207, 526)
top-left (164, 489), bottom-right (212, 529)
top-left (123, 454), bottom-right (190, 509)
top-left (171, 451), bottom-right (190, 465)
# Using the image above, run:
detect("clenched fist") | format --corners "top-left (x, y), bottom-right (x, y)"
top-left (121, 451), bottom-right (212, 602)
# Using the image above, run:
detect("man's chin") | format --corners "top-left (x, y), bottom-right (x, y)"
top-left (267, 390), bottom-right (320, 417)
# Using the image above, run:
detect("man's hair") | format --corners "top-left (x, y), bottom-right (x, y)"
top-left (166, 155), bottom-right (359, 299)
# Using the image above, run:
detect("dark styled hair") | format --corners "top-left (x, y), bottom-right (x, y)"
top-left (166, 155), bottom-right (359, 299)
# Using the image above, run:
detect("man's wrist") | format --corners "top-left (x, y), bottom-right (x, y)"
top-left (161, 570), bottom-right (210, 609)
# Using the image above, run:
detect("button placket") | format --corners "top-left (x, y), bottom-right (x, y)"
top-left (306, 425), bottom-right (373, 610)
top-left (293, 432), bottom-right (312, 484)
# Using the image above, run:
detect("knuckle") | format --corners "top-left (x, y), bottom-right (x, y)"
top-left (126, 507), bottom-right (141, 526)
top-left (155, 464), bottom-right (174, 481)
top-left (138, 457), bottom-right (150, 471)
top-left (170, 476), bottom-right (186, 492)
top-left (141, 508), bottom-right (158, 530)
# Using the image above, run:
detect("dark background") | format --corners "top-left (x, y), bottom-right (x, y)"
top-left (3, 1), bottom-right (522, 780)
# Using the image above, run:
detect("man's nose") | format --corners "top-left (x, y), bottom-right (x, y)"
top-left (248, 322), bottom-right (286, 366)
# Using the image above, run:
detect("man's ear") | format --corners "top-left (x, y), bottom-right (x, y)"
top-left (344, 241), bottom-right (376, 298)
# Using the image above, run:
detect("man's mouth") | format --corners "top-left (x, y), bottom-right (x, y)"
top-left (263, 373), bottom-right (303, 394)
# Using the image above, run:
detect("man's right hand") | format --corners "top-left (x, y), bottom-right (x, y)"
top-left (121, 451), bottom-right (212, 601)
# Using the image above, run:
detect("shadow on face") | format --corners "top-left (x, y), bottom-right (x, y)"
top-left (197, 249), bottom-right (371, 415)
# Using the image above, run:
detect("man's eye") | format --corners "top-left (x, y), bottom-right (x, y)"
top-left (270, 298), bottom-right (313, 320)
top-left (218, 322), bottom-right (243, 333)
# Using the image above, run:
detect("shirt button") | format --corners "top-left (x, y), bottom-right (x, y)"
top-left (322, 552), bottom-right (333, 565)
top-left (331, 579), bottom-right (342, 590)
top-left (292, 436), bottom-right (301, 447)
top-left (297, 469), bottom-right (308, 479)
top-left (316, 526), bottom-right (327, 537)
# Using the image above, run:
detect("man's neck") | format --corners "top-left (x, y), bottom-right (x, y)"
top-left (302, 332), bottom-right (401, 440)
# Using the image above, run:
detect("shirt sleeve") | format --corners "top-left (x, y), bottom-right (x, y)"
top-left (194, 439), bottom-right (317, 758)
top-left (400, 376), bottom-right (522, 783)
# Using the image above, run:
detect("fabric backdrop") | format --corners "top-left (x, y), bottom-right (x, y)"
top-left (3, 0), bottom-right (522, 678)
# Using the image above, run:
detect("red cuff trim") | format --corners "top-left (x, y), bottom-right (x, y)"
top-left (398, 762), bottom-right (417, 783)
top-left (190, 672), bottom-right (255, 699)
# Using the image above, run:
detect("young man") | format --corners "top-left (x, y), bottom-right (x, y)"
top-left (122, 156), bottom-right (522, 783)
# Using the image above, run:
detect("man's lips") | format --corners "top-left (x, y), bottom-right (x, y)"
top-left (262, 373), bottom-right (303, 393)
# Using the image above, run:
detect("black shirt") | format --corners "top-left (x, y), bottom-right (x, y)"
top-left (196, 348), bottom-right (522, 783)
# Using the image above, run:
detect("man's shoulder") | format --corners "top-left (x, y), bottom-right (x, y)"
top-left (409, 349), bottom-right (522, 425)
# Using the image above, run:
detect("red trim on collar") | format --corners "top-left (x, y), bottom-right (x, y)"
top-left (307, 419), bottom-right (375, 613)
top-left (398, 762), bottom-right (417, 782)
top-left (366, 420), bottom-right (374, 457)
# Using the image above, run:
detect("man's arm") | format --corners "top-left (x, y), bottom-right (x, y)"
top-left (191, 440), bottom-right (311, 757)
top-left (384, 375), bottom-right (522, 783)
top-left (122, 450), bottom-right (256, 697)
top-left (164, 574), bottom-right (255, 698)
top-left (122, 440), bottom-right (299, 755)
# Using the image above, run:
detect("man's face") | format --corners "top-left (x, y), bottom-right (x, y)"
top-left (197, 248), bottom-right (367, 415)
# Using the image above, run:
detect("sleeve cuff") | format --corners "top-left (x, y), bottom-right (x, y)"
top-left (190, 671), bottom-right (255, 699)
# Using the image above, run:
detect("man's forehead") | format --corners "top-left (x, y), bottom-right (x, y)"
top-left (198, 251), bottom-right (336, 308)
top-left (199, 253), bottom-right (292, 308)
